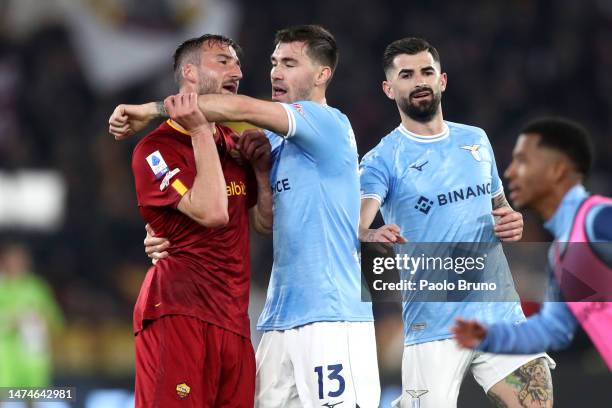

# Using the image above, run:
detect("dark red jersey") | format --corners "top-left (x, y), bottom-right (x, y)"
top-left (131, 120), bottom-right (256, 338)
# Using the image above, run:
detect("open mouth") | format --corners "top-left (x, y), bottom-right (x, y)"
top-left (222, 83), bottom-right (237, 93)
top-left (272, 85), bottom-right (288, 98)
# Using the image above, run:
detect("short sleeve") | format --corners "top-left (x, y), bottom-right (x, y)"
top-left (482, 132), bottom-right (503, 197)
top-left (132, 140), bottom-right (195, 209)
top-left (278, 101), bottom-right (345, 160)
top-left (359, 145), bottom-right (392, 206)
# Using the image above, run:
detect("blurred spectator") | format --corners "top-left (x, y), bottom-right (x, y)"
top-left (0, 243), bottom-right (64, 387)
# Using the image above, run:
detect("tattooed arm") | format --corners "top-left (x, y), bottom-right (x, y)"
top-left (492, 191), bottom-right (523, 241)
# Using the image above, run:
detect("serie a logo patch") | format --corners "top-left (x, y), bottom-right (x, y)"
top-left (176, 383), bottom-right (191, 398)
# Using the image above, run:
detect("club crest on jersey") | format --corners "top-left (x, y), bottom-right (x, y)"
top-left (460, 144), bottom-right (482, 161)
top-left (146, 150), bottom-right (170, 179)
top-left (160, 168), bottom-right (181, 191)
top-left (292, 103), bottom-right (305, 116)
top-left (176, 383), bottom-right (191, 398)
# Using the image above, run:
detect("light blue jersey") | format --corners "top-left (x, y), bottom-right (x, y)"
top-left (360, 121), bottom-right (525, 345)
top-left (257, 101), bottom-right (374, 331)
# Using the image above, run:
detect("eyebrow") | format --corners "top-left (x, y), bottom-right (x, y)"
top-left (271, 56), bottom-right (299, 64)
top-left (397, 65), bottom-right (435, 77)
top-left (217, 53), bottom-right (241, 66)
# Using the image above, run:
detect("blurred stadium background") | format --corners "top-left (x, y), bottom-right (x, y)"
top-left (0, 0), bottom-right (611, 406)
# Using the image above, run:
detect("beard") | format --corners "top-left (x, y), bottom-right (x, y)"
top-left (398, 87), bottom-right (441, 123)
top-left (197, 68), bottom-right (221, 95)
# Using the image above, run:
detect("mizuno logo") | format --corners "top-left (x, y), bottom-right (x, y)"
top-left (460, 144), bottom-right (482, 161)
top-left (322, 402), bottom-right (343, 408)
top-left (410, 161), bottom-right (429, 171)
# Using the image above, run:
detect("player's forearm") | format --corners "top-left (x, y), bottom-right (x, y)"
top-left (188, 129), bottom-right (229, 226)
top-left (478, 302), bottom-right (578, 354)
top-left (197, 94), bottom-right (289, 135)
top-left (492, 191), bottom-right (511, 210)
top-left (359, 198), bottom-right (381, 241)
top-left (251, 170), bottom-right (273, 234)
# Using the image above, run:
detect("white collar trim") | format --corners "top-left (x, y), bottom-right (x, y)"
top-left (398, 122), bottom-right (450, 143)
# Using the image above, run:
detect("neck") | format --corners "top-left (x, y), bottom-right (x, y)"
top-left (308, 87), bottom-right (327, 105)
top-left (537, 179), bottom-right (581, 220)
top-left (399, 106), bottom-right (445, 135)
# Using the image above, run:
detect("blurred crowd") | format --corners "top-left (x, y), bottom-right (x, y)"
top-left (0, 0), bottom-right (611, 400)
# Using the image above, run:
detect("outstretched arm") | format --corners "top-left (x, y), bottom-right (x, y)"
top-left (452, 301), bottom-right (578, 354)
top-left (109, 95), bottom-right (290, 140)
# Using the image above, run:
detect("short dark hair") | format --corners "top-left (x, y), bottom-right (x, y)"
top-left (383, 37), bottom-right (441, 73)
top-left (521, 117), bottom-right (594, 176)
top-left (274, 25), bottom-right (338, 78)
top-left (172, 34), bottom-right (241, 85)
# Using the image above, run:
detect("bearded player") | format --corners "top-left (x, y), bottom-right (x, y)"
top-left (359, 38), bottom-right (554, 407)
top-left (115, 34), bottom-right (272, 407)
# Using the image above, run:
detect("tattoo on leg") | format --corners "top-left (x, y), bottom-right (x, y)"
top-left (504, 358), bottom-right (553, 407)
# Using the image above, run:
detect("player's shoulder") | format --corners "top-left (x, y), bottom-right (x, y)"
top-left (445, 120), bottom-right (488, 139)
top-left (361, 127), bottom-right (403, 162)
top-left (133, 122), bottom-right (179, 157)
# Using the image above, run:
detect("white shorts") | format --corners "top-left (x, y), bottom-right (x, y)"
top-left (255, 321), bottom-right (380, 408)
top-left (392, 338), bottom-right (555, 408)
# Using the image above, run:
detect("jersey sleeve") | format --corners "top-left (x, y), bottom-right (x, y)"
top-left (477, 301), bottom-right (578, 354)
top-left (359, 144), bottom-right (392, 206)
top-left (132, 140), bottom-right (195, 209)
top-left (482, 131), bottom-right (504, 197)
top-left (278, 101), bottom-right (346, 160)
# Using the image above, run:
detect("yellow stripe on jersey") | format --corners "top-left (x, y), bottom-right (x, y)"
top-left (171, 179), bottom-right (188, 196)
top-left (166, 119), bottom-right (190, 136)
top-left (222, 121), bottom-right (260, 133)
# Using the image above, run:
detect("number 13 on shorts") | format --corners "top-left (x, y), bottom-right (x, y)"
top-left (314, 363), bottom-right (345, 399)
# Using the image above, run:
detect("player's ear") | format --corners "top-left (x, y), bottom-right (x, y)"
top-left (382, 80), bottom-right (394, 100)
top-left (315, 66), bottom-right (332, 87)
top-left (182, 64), bottom-right (197, 87)
top-left (439, 72), bottom-right (448, 93)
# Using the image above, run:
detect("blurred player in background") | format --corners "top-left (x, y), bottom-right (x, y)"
top-left (453, 118), bottom-right (612, 370)
top-left (0, 243), bottom-right (64, 392)
top-left (112, 34), bottom-right (273, 407)
top-left (109, 25), bottom-right (380, 408)
top-left (359, 37), bottom-right (554, 407)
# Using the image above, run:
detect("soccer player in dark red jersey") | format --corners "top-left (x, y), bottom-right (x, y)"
top-left (119, 35), bottom-right (272, 407)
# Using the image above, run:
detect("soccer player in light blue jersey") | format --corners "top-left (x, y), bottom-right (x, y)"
top-left (452, 118), bottom-right (612, 368)
top-left (109, 25), bottom-right (379, 408)
top-left (359, 38), bottom-right (554, 407)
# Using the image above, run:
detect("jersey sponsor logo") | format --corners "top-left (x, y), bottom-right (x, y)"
top-left (415, 196), bottom-right (434, 214)
top-left (406, 390), bottom-right (428, 407)
top-left (437, 183), bottom-right (491, 206)
top-left (176, 383), bottom-right (191, 398)
top-left (271, 178), bottom-right (291, 194)
top-left (460, 144), bottom-right (482, 161)
top-left (159, 168), bottom-right (181, 191)
top-left (146, 150), bottom-right (170, 179)
top-left (415, 183), bottom-right (492, 215)
top-left (227, 180), bottom-right (247, 197)
top-left (410, 160), bottom-right (429, 172)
